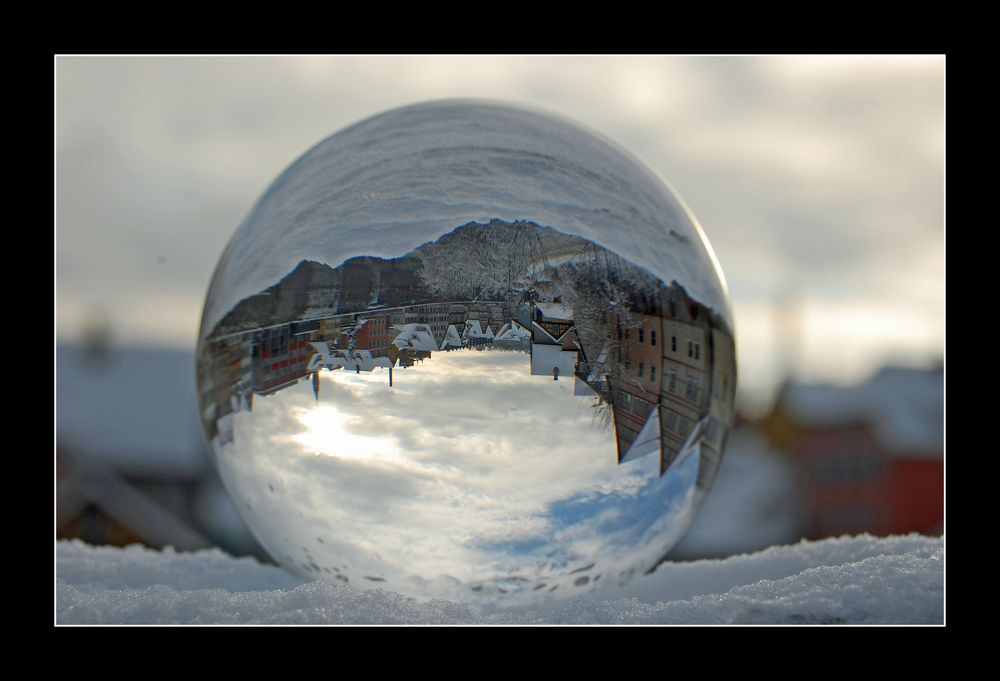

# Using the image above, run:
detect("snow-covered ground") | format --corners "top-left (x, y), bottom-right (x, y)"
top-left (670, 429), bottom-right (802, 559)
top-left (56, 533), bottom-right (943, 624)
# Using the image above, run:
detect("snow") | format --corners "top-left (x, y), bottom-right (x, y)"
top-left (391, 324), bottom-right (439, 352)
top-left (495, 321), bottom-right (531, 342)
top-left (782, 366), bottom-right (943, 457)
top-left (619, 409), bottom-right (661, 464)
top-left (56, 345), bottom-right (207, 478)
top-left (440, 325), bottom-right (463, 350)
top-left (535, 302), bottom-right (574, 321)
top-left (670, 429), bottom-right (801, 558)
top-left (56, 534), bottom-right (943, 624)
top-left (307, 346), bottom-right (391, 373)
top-left (462, 320), bottom-right (485, 339)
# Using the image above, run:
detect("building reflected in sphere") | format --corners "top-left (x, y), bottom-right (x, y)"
top-left (197, 101), bottom-right (736, 607)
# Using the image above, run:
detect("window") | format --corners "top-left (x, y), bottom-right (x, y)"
top-left (666, 410), bottom-right (677, 431)
top-left (638, 362), bottom-right (644, 378)
top-left (688, 341), bottom-right (693, 358)
top-left (671, 336), bottom-right (677, 352)
top-left (668, 370), bottom-right (677, 393)
top-left (651, 330), bottom-right (656, 346)
top-left (634, 397), bottom-right (653, 421)
top-left (686, 377), bottom-right (699, 401)
top-left (695, 343), bottom-right (700, 360)
top-left (650, 365), bottom-right (656, 383)
top-left (679, 418), bottom-right (690, 436)
top-left (638, 328), bottom-right (644, 343)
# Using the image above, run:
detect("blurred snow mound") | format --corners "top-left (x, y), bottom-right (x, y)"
top-left (56, 534), bottom-right (943, 624)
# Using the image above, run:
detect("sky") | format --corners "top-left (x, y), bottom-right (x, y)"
top-left (55, 55), bottom-right (944, 408)
top-left (211, 348), bottom-right (702, 605)
top-left (198, 99), bottom-right (732, 341)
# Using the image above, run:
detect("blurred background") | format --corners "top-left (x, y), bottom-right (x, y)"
top-left (55, 55), bottom-right (944, 562)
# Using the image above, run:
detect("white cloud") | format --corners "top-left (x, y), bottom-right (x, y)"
top-left (212, 349), bottom-right (701, 603)
top-left (56, 55), bottom-right (945, 400)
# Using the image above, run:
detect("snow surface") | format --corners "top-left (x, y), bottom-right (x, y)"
top-left (56, 345), bottom-right (207, 478)
top-left (782, 366), bottom-right (943, 457)
top-left (56, 534), bottom-right (943, 625)
top-left (670, 429), bottom-right (801, 558)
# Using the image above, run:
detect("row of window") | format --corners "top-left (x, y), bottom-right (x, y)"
top-left (268, 356), bottom-right (307, 372)
top-left (688, 340), bottom-right (701, 360)
top-left (636, 362), bottom-right (658, 383)
top-left (664, 409), bottom-right (691, 438)
top-left (666, 371), bottom-right (701, 402)
top-left (259, 337), bottom-right (310, 359)
top-left (401, 315), bottom-right (448, 322)
top-left (623, 360), bottom-right (702, 400)
top-left (618, 326), bottom-right (658, 346)
top-left (259, 369), bottom-right (308, 391)
top-left (615, 326), bottom-right (702, 362)
top-left (616, 391), bottom-right (654, 421)
top-left (666, 335), bottom-right (702, 361)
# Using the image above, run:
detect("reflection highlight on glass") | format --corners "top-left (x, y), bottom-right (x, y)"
top-left (197, 101), bottom-right (736, 607)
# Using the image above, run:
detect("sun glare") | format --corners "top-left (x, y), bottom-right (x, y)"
top-left (291, 403), bottom-right (403, 463)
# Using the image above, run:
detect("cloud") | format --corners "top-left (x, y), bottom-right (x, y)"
top-left (211, 349), bottom-right (700, 602)
top-left (56, 56), bottom-right (944, 398)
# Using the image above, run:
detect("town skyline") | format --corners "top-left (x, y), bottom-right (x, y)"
top-left (205, 218), bottom-right (733, 341)
top-left (200, 219), bottom-right (736, 485)
top-left (194, 151), bottom-right (738, 603)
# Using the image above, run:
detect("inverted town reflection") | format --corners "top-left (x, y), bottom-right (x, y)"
top-left (214, 348), bottom-right (703, 603)
top-left (197, 102), bottom-right (736, 607)
top-left (200, 220), bottom-right (735, 605)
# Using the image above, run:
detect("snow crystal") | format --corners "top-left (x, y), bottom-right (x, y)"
top-left (56, 534), bottom-right (943, 625)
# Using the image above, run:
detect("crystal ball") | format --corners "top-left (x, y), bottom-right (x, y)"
top-left (197, 100), bottom-right (736, 607)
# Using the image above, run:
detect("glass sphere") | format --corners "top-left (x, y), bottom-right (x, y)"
top-left (197, 100), bottom-right (736, 607)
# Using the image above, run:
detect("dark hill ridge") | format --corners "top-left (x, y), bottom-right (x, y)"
top-left (210, 218), bottom-right (557, 337)
top-left (209, 218), bottom-right (731, 339)
top-left (414, 218), bottom-right (592, 259)
top-left (210, 253), bottom-right (428, 337)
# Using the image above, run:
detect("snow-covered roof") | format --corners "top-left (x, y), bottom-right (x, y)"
top-left (619, 409), bottom-right (660, 464)
top-left (56, 344), bottom-right (208, 478)
top-left (354, 356), bottom-right (393, 372)
top-left (392, 324), bottom-right (438, 352)
top-left (531, 320), bottom-right (560, 344)
top-left (310, 346), bottom-right (393, 372)
top-left (574, 377), bottom-right (597, 397)
top-left (536, 302), bottom-right (573, 321)
top-left (441, 324), bottom-right (463, 349)
top-left (463, 320), bottom-right (486, 338)
top-left (495, 321), bottom-right (531, 342)
top-left (781, 366), bottom-right (943, 458)
top-left (587, 346), bottom-right (610, 382)
top-left (57, 458), bottom-right (213, 551)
